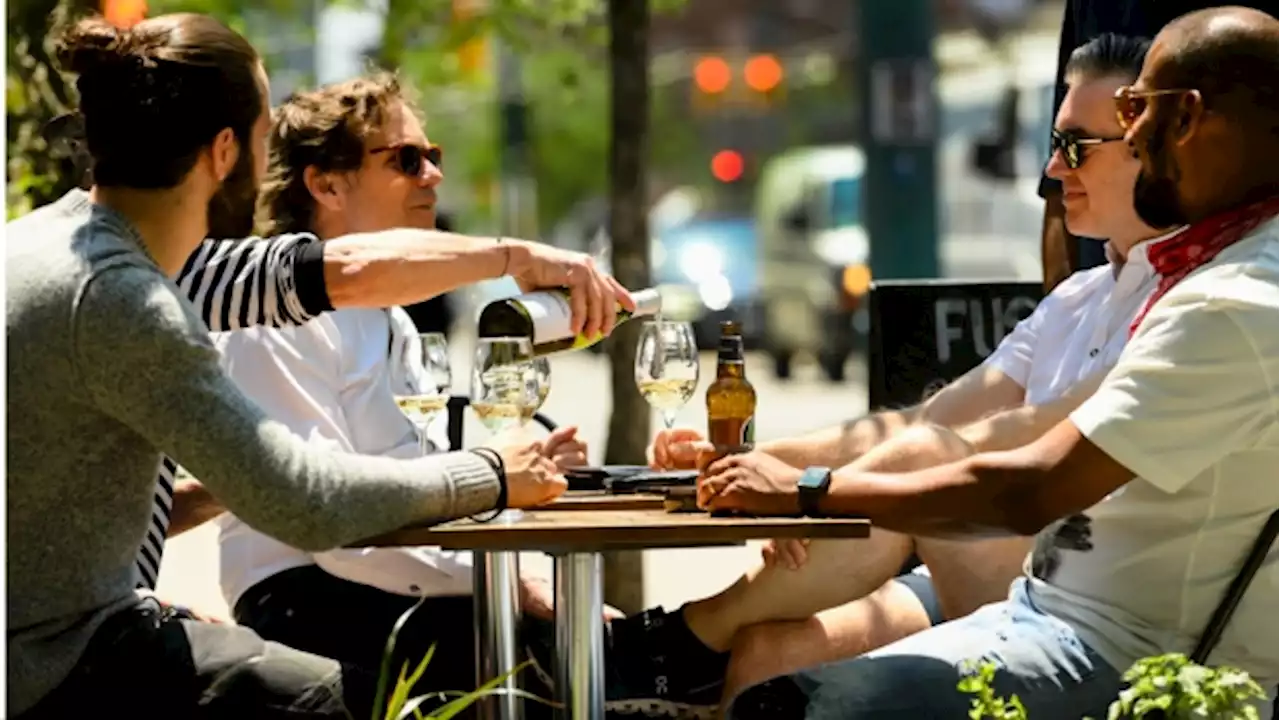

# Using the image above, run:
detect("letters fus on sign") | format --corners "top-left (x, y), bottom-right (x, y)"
top-left (933, 296), bottom-right (1038, 364)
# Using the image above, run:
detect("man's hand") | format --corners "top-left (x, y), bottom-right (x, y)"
top-left (520, 576), bottom-right (623, 622)
top-left (507, 242), bottom-right (635, 341)
top-left (542, 425), bottom-right (588, 471)
top-left (700, 451), bottom-right (804, 514)
top-left (649, 427), bottom-right (713, 470)
top-left (495, 441), bottom-right (568, 508)
top-left (760, 538), bottom-right (811, 571)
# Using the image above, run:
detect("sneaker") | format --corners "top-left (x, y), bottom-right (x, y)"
top-left (601, 607), bottom-right (725, 718)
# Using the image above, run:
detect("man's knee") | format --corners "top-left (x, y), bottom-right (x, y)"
top-left (198, 631), bottom-right (364, 718)
top-left (862, 423), bottom-right (975, 474)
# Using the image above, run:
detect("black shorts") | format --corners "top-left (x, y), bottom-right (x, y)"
top-left (892, 570), bottom-right (947, 626)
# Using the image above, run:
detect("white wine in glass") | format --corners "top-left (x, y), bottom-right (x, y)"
top-left (393, 332), bottom-right (451, 453)
top-left (634, 321), bottom-right (700, 429)
top-left (520, 357), bottom-right (552, 423)
top-left (471, 337), bottom-right (538, 434)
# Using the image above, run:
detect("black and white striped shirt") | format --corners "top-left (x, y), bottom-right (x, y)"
top-left (136, 231), bottom-right (332, 589)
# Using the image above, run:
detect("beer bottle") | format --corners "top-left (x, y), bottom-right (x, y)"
top-left (706, 320), bottom-right (757, 457)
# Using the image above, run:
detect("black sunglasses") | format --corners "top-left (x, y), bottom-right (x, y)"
top-left (1051, 129), bottom-right (1123, 169)
top-left (369, 143), bottom-right (443, 177)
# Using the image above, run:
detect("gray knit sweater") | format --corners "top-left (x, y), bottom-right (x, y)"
top-left (5, 196), bottom-right (500, 714)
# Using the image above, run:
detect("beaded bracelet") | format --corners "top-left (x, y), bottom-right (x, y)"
top-left (469, 447), bottom-right (508, 523)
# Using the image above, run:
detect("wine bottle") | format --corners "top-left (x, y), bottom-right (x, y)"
top-left (476, 287), bottom-right (663, 356)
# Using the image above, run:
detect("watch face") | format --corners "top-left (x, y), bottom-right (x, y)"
top-left (799, 467), bottom-right (831, 490)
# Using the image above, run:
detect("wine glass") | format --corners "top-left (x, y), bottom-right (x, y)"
top-left (521, 357), bottom-right (552, 425)
top-left (394, 332), bottom-right (452, 454)
top-left (471, 337), bottom-right (538, 434)
top-left (634, 320), bottom-right (700, 429)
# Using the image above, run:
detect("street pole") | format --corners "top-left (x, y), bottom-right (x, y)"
top-left (855, 0), bottom-right (940, 280)
top-left (497, 41), bottom-right (538, 240)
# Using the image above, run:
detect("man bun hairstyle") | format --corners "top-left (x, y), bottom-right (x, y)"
top-left (55, 13), bottom-right (262, 189)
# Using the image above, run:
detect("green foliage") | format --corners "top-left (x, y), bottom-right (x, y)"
top-left (1107, 653), bottom-right (1267, 720)
top-left (960, 655), bottom-right (1267, 720)
top-left (6, 0), bottom-right (695, 229)
top-left (958, 660), bottom-right (1028, 720)
top-left (374, 594), bottom-right (554, 720)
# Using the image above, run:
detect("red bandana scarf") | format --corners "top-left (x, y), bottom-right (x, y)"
top-left (1130, 195), bottom-right (1279, 337)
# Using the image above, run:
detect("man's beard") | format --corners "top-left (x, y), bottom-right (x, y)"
top-left (1132, 117), bottom-right (1189, 229)
top-left (206, 142), bottom-right (259, 240)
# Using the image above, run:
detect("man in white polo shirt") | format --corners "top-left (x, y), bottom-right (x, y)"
top-left (702, 7), bottom-right (1278, 718)
top-left (615, 33), bottom-right (1190, 714)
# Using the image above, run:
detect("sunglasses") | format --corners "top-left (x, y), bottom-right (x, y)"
top-left (369, 143), bottom-right (443, 177)
top-left (1112, 86), bottom-right (1197, 131)
top-left (1050, 129), bottom-right (1124, 169)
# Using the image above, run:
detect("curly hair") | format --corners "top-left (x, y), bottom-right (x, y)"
top-left (256, 72), bottom-right (420, 237)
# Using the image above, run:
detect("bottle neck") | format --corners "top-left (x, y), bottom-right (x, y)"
top-left (716, 334), bottom-right (745, 378)
top-left (631, 288), bottom-right (663, 318)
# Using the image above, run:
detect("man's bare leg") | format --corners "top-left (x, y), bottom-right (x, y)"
top-left (709, 425), bottom-right (1026, 701)
top-left (718, 579), bottom-right (932, 705)
top-left (915, 535), bottom-right (1030, 619)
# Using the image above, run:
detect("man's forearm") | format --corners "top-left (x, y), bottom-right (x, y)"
top-left (167, 478), bottom-right (227, 537)
top-left (322, 229), bottom-right (530, 310)
top-left (817, 451), bottom-right (1051, 540)
top-left (758, 407), bottom-right (921, 468)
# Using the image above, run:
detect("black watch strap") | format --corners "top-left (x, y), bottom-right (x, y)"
top-left (798, 467), bottom-right (832, 517)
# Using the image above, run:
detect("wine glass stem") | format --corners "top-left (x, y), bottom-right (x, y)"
top-left (661, 410), bottom-right (676, 430)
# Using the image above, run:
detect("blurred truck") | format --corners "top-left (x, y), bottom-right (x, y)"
top-left (755, 144), bottom-right (870, 382)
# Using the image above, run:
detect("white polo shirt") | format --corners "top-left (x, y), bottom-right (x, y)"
top-left (213, 307), bottom-right (474, 610)
top-left (983, 233), bottom-right (1170, 402)
top-left (1032, 218), bottom-right (1278, 689)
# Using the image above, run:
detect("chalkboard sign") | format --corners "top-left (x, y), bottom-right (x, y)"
top-left (868, 280), bottom-right (1043, 410)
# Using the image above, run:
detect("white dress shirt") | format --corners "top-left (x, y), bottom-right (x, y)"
top-left (213, 307), bottom-right (474, 610)
top-left (982, 231), bottom-right (1178, 403)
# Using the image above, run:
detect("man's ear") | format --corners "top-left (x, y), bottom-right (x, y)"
top-left (1173, 89), bottom-right (1206, 147)
top-left (210, 128), bottom-right (239, 183)
top-left (303, 165), bottom-right (345, 213)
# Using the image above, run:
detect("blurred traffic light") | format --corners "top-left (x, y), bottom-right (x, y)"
top-left (103, 0), bottom-right (146, 27)
top-left (694, 56), bottom-right (731, 94)
top-left (743, 54), bottom-right (783, 93)
top-left (710, 150), bottom-right (744, 183)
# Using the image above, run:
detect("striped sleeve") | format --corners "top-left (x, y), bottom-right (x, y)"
top-left (175, 233), bottom-right (332, 332)
top-left (136, 456), bottom-right (178, 590)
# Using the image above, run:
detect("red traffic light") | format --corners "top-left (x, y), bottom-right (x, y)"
top-left (711, 150), bottom-right (744, 183)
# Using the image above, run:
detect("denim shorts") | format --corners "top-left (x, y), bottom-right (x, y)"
top-left (730, 578), bottom-right (1124, 720)
top-left (891, 565), bottom-right (947, 626)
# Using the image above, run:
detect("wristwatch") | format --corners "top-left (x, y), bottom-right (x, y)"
top-left (797, 466), bottom-right (833, 517)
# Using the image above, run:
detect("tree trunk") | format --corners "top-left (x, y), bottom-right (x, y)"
top-left (601, 0), bottom-right (651, 615)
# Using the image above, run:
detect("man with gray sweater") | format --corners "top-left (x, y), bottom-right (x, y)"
top-left (6, 14), bottom-right (606, 718)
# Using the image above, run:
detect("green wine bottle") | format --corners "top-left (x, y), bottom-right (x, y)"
top-left (476, 287), bottom-right (663, 356)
